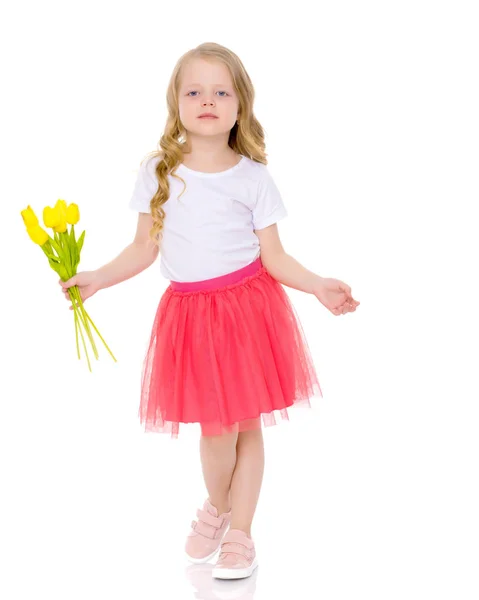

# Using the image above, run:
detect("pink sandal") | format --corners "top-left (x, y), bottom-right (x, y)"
top-left (212, 529), bottom-right (258, 579)
top-left (185, 498), bottom-right (232, 563)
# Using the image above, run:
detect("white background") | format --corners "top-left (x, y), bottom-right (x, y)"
top-left (1, 1), bottom-right (478, 598)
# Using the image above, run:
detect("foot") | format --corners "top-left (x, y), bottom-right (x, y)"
top-left (185, 498), bottom-right (232, 563)
top-left (212, 529), bottom-right (258, 579)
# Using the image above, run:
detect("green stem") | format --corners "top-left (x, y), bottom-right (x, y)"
top-left (74, 307), bottom-right (80, 360)
top-left (71, 293), bottom-right (91, 372)
top-left (70, 287), bottom-right (99, 360)
top-left (80, 302), bottom-right (99, 360)
top-left (67, 286), bottom-right (117, 366)
top-left (49, 235), bottom-right (63, 261)
top-left (84, 310), bottom-right (118, 363)
top-left (69, 288), bottom-right (87, 331)
top-left (60, 230), bottom-right (73, 276)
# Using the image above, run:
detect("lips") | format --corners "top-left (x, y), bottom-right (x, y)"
top-left (198, 114), bottom-right (218, 119)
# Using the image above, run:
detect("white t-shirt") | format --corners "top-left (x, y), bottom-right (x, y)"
top-left (128, 154), bottom-right (288, 282)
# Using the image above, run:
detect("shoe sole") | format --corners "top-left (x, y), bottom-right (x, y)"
top-left (185, 545), bottom-right (221, 564)
top-left (212, 557), bottom-right (259, 579)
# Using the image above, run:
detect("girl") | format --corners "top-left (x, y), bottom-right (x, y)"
top-left (59, 42), bottom-right (360, 580)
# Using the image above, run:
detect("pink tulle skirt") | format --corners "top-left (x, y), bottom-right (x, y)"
top-left (138, 256), bottom-right (322, 438)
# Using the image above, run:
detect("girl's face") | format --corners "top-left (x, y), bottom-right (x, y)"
top-left (178, 58), bottom-right (240, 140)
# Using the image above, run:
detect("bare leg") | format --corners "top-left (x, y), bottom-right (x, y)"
top-left (199, 427), bottom-right (239, 515)
top-left (229, 419), bottom-right (265, 537)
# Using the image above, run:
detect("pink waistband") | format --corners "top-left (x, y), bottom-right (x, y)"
top-left (170, 257), bottom-right (263, 292)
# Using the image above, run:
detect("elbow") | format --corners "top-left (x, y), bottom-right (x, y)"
top-left (134, 240), bottom-right (160, 266)
top-left (149, 245), bottom-right (160, 264)
top-left (261, 250), bottom-right (287, 279)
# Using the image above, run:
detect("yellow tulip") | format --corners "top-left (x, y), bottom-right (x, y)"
top-left (27, 224), bottom-right (49, 246)
top-left (53, 218), bottom-right (67, 233)
top-left (21, 205), bottom-right (39, 228)
top-left (66, 203), bottom-right (80, 225)
top-left (52, 200), bottom-right (68, 233)
top-left (55, 199), bottom-right (68, 220)
top-left (43, 205), bottom-right (60, 229)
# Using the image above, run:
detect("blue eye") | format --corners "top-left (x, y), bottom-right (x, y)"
top-left (187, 91), bottom-right (229, 97)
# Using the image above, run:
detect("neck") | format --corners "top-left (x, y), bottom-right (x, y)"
top-left (182, 133), bottom-right (235, 163)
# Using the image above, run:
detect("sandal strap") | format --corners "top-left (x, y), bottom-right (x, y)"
top-left (196, 508), bottom-right (225, 528)
top-left (191, 519), bottom-right (218, 540)
top-left (190, 508), bottom-right (228, 540)
top-left (219, 540), bottom-right (255, 561)
top-left (222, 529), bottom-right (254, 548)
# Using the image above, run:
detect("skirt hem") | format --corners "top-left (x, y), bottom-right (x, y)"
top-left (139, 383), bottom-right (323, 438)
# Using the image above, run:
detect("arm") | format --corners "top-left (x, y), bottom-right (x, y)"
top-left (97, 213), bottom-right (159, 290)
top-left (254, 223), bottom-right (360, 315)
top-left (254, 224), bottom-right (323, 294)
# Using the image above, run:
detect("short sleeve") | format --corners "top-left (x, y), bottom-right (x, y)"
top-left (128, 156), bottom-right (159, 213)
top-left (252, 166), bottom-right (288, 230)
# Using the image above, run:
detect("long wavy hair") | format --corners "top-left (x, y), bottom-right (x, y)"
top-left (138, 42), bottom-right (269, 248)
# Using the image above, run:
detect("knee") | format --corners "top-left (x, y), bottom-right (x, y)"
top-left (237, 421), bottom-right (264, 445)
top-left (239, 417), bottom-right (262, 432)
top-left (200, 428), bottom-right (239, 449)
top-left (201, 420), bottom-right (240, 438)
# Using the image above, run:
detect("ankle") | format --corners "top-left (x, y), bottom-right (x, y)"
top-left (229, 524), bottom-right (252, 538)
top-left (208, 496), bottom-right (231, 515)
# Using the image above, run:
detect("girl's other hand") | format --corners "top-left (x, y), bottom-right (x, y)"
top-left (59, 271), bottom-right (102, 311)
top-left (313, 277), bottom-right (360, 316)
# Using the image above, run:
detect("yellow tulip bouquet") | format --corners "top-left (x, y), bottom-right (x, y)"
top-left (20, 200), bottom-right (117, 372)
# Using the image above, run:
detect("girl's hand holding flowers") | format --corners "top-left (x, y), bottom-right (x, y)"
top-left (20, 200), bottom-right (116, 371)
top-left (313, 277), bottom-right (360, 316)
top-left (60, 270), bottom-right (102, 311)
